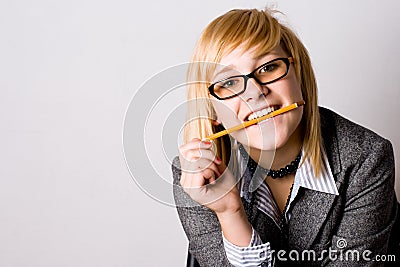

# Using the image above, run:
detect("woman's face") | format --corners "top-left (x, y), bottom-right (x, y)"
top-left (210, 45), bottom-right (304, 152)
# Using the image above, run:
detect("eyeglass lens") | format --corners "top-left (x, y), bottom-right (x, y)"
top-left (212, 58), bottom-right (288, 99)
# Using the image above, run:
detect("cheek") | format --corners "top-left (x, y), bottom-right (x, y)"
top-left (287, 76), bottom-right (303, 98)
top-left (211, 99), bottom-right (241, 128)
top-left (273, 108), bottom-right (303, 144)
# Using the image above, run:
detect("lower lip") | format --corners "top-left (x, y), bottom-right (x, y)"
top-left (258, 117), bottom-right (274, 125)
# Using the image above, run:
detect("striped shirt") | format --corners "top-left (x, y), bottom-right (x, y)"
top-left (222, 145), bottom-right (339, 267)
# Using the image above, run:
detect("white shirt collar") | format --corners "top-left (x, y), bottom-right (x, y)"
top-left (295, 150), bottom-right (339, 195)
top-left (234, 145), bottom-right (339, 202)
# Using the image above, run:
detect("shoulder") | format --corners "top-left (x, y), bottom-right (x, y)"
top-left (171, 156), bottom-right (182, 185)
top-left (320, 106), bottom-right (393, 161)
top-left (320, 106), bottom-right (389, 144)
top-left (319, 107), bottom-right (394, 185)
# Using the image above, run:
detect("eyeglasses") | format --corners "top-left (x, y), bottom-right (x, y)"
top-left (208, 57), bottom-right (294, 100)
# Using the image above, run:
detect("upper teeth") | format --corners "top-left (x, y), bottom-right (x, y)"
top-left (247, 106), bottom-right (278, 121)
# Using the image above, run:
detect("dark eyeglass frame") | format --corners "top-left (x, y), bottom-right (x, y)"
top-left (208, 57), bottom-right (294, 100)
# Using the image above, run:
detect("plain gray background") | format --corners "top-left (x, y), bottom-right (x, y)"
top-left (1, 0), bottom-right (399, 266)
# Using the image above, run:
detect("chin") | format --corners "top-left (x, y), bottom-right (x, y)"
top-left (249, 142), bottom-right (276, 152)
top-left (232, 126), bottom-right (277, 151)
top-left (252, 134), bottom-right (291, 151)
top-left (232, 121), bottom-right (295, 152)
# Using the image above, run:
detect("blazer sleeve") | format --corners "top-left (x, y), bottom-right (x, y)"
top-left (322, 138), bottom-right (397, 266)
top-left (171, 157), bottom-right (233, 266)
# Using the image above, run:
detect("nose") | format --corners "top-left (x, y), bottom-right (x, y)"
top-left (242, 77), bottom-right (269, 102)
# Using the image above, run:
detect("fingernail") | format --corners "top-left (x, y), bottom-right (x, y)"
top-left (215, 156), bottom-right (222, 162)
top-left (202, 140), bottom-right (212, 145)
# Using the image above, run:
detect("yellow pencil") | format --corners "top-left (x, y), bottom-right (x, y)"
top-left (205, 100), bottom-right (305, 140)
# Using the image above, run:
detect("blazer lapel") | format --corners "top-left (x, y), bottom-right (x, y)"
top-left (288, 108), bottom-right (344, 250)
top-left (288, 185), bottom-right (340, 249)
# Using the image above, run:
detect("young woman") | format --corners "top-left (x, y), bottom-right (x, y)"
top-left (172, 8), bottom-right (397, 266)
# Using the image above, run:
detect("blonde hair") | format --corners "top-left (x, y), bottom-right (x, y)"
top-left (184, 8), bottom-right (323, 176)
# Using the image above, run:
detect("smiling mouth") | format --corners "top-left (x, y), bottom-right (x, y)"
top-left (246, 105), bottom-right (281, 121)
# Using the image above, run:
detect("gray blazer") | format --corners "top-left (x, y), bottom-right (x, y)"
top-left (172, 107), bottom-right (397, 266)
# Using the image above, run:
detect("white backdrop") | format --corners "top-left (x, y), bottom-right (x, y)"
top-left (1, 0), bottom-right (399, 266)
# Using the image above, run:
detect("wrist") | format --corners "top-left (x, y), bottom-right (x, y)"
top-left (216, 205), bottom-right (246, 221)
top-left (216, 206), bottom-right (252, 247)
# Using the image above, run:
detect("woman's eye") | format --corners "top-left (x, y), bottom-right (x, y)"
top-left (221, 79), bottom-right (237, 88)
top-left (260, 64), bottom-right (278, 73)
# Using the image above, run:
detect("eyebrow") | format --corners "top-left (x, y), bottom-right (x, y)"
top-left (254, 51), bottom-right (279, 61)
top-left (213, 64), bottom-right (237, 78)
top-left (254, 52), bottom-right (270, 61)
top-left (212, 52), bottom-right (282, 80)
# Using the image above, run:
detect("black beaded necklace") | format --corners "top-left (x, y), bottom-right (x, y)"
top-left (239, 145), bottom-right (302, 179)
